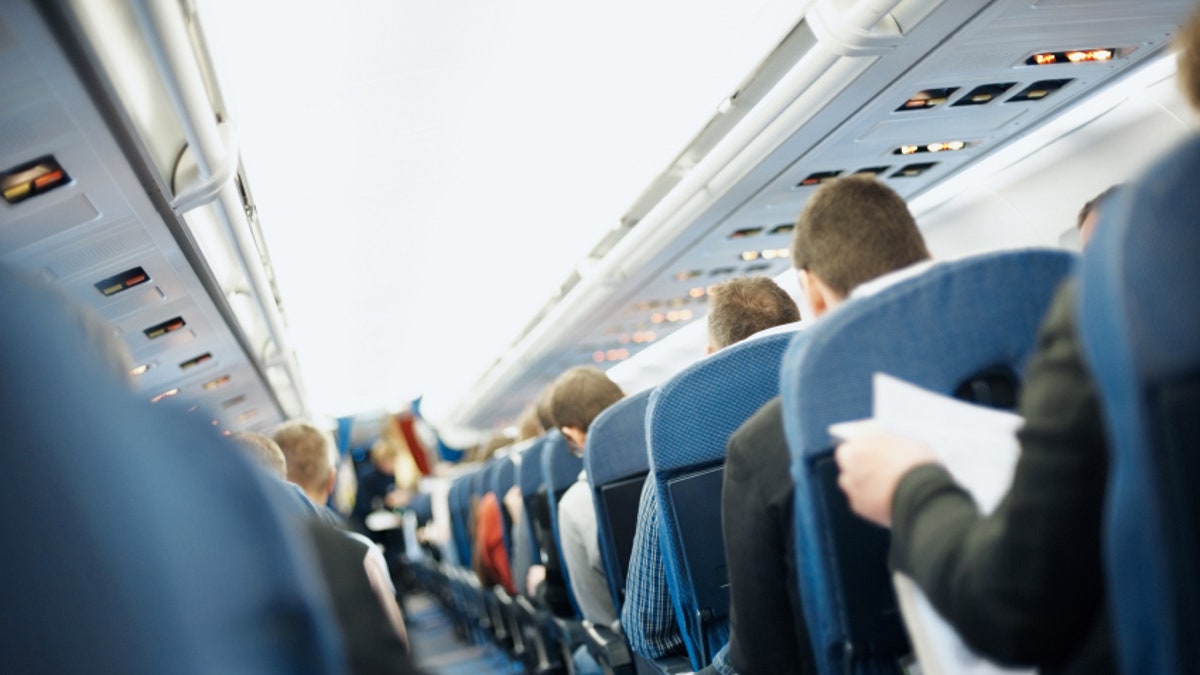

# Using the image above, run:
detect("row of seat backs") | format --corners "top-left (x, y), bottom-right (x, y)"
top-left (783, 248), bottom-right (1074, 674)
top-left (541, 430), bottom-right (585, 618)
top-left (1079, 135), bottom-right (1200, 674)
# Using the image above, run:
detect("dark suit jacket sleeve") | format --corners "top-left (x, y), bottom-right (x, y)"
top-left (723, 399), bottom-right (817, 674)
top-left (888, 282), bottom-right (1111, 672)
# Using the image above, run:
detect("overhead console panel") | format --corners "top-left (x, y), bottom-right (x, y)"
top-left (0, 0), bottom-right (308, 432)
top-left (447, 0), bottom-right (1196, 430)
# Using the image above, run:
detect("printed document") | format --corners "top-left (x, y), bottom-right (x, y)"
top-left (830, 372), bottom-right (1036, 675)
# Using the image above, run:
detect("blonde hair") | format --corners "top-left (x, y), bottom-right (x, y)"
top-left (272, 422), bottom-right (334, 494)
top-left (231, 432), bottom-right (287, 479)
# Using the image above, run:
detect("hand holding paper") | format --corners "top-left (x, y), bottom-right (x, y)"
top-left (834, 425), bottom-right (936, 527)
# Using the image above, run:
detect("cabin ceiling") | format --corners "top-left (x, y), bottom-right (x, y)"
top-left (1, 0), bottom-right (1195, 441)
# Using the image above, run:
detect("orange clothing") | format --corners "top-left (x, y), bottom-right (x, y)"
top-left (474, 493), bottom-right (515, 595)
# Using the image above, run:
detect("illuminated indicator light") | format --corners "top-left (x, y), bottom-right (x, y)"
top-left (179, 353), bottom-right (213, 370)
top-left (203, 374), bottom-right (231, 390)
top-left (666, 311), bottom-right (679, 322)
top-left (143, 316), bottom-right (185, 339)
top-left (798, 171), bottom-right (841, 187)
top-left (972, 94), bottom-right (992, 102)
top-left (900, 145), bottom-right (919, 155)
top-left (741, 250), bottom-right (760, 261)
top-left (730, 227), bottom-right (763, 239)
top-left (606, 349), bottom-right (621, 361)
top-left (2, 156), bottom-right (71, 204)
top-left (32, 169), bottom-right (64, 189)
top-left (1034, 53), bottom-right (1057, 65)
top-left (678, 310), bottom-right (693, 321)
top-left (129, 363), bottom-right (151, 377)
top-left (212, 419), bottom-right (220, 426)
top-left (689, 287), bottom-right (706, 298)
top-left (150, 388), bottom-right (180, 404)
top-left (223, 430), bottom-right (232, 436)
top-left (3, 183), bottom-right (31, 201)
top-left (650, 313), bottom-right (665, 324)
top-left (593, 351), bottom-right (606, 363)
top-left (1027, 90), bottom-right (1047, 99)
top-left (96, 267), bottom-right (152, 297)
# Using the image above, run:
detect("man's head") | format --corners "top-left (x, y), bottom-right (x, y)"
top-left (791, 175), bottom-right (930, 317)
top-left (272, 422), bottom-right (336, 503)
top-left (547, 366), bottom-right (624, 454)
top-left (230, 431), bottom-right (287, 480)
top-left (1077, 184), bottom-right (1122, 248)
top-left (706, 276), bottom-right (800, 352)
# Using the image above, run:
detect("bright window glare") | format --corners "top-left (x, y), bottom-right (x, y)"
top-left (197, 0), bottom-right (807, 422)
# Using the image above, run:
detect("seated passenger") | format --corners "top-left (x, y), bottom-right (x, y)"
top-left (352, 440), bottom-right (401, 534)
top-left (832, 13), bottom-right (1200, 675)
top-left (550, 366), bottom-right (626, 627)
top-left (473, 489), bottom-right (517, 594)
top-left (275, 421), bottom-right (347, 526)
top-left (701, 176), bottom-right (933, 675)
top-left (622, 276), bottom-right (801, 665)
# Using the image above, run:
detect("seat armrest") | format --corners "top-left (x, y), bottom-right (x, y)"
top-left (582, 620), bottom-right (634, 672)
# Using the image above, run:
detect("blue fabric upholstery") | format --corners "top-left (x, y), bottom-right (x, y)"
top-left (491, 454), bottom-right (518, 555)
top-left (1078, 135), bottom-right (1200, 675)
top-left (646, 330), bottom-right (799, 669)
top-left (516, 436), bottom-right (547, 566)
top-left (585, 388), bottom-right (654, 613)
top-left (0, 265), bottom-right (345, 674)
top-left (448, 473), bottom-right (475, 568)
top-left (541, 430), bottom-right (584, 617)
top-left (782, 249), bottom-right (1074, 675)
top-left (410, 492), bottom-right (433, 527)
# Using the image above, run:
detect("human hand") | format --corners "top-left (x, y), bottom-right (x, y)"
top-left (835, 430), bottom-right (936, 527)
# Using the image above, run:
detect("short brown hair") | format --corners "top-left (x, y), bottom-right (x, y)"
top-left (792, 175), bottom-right (930, 297)
top-left (548, 366), bottom-right (624, 433)
top-left (1179, 8), bottom-right (1200, 111)
top-left (231, 432), bottom-right (287, 479)
top-left (273, 422), bottom-right (334, 494)
top-left (707, 277), bottom-right (800, 349)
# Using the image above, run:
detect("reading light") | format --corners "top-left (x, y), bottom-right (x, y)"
top-left (129, 363), bottom-right (152, 377)
top-left (741, 250), bottom-right (760, 261)
top-left (151, 387), bottom-right (180, 404)
top-left (689, 287), bottom-right (706, 298)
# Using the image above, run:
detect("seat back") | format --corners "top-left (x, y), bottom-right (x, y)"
top-left (410, 492), bottom-right (433, 527)
top-left (491, 454), bottom-right (518, 556)
top-left (0, 265), bottom-right (345, 674)
top-left (1078, 136), bottom-right (1200, 675)
top-left (448, 473), bottom-right (475, 568)
top-left (541, 430), bottom-right (585, 617)
top-left (516, 437), bottom-right (547, 567)
top-left (647, 330), bottom-right (799, 669)
top-left (782, 249), bottom-right (1073, 675)
top-left (585, 388), bottom-right (654, 613)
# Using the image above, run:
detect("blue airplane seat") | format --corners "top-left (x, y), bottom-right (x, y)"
top-left (646, 329), bottom-right (799, 670)
top-left (0, 265), bottom-right (346, 674)
top-left (1078, 135), bottom-right (1200, 675)
top-left (541, 430), bottom-right (585, 618)
top-left (585, 388), bottom-right (654, 614)
top-left (782, 249), bottom-right (1074, 675)
top-left (491, 453), bottom-right (518, 555)
top-left (448, 473), bottom-right (475, 568)
top-left (410, 492), bottom-right (433, 527)
top-left (516, 437), bottom-right (548, 566)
